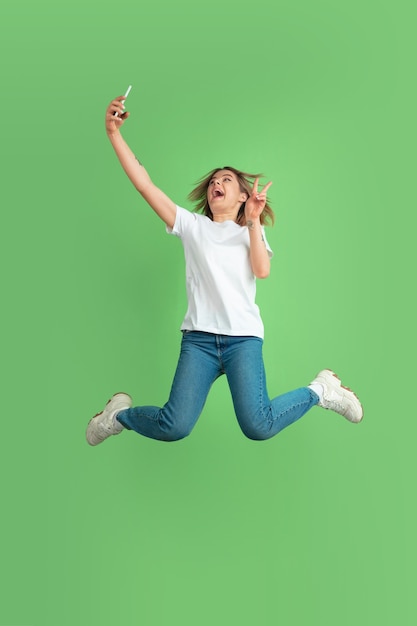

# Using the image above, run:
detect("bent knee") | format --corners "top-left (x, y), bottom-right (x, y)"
top-left (240, 425), bottom-right (273, 441)
top-left (160, 423), bottom-right (193, 442)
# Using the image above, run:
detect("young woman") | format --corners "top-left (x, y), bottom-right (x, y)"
top-left (86, 94), bottom-right (363, 446)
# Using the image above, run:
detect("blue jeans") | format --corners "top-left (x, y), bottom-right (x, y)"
top-left (117, 331), bottom-right (319, 441)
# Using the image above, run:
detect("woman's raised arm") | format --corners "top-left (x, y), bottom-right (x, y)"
top-left (105, 96), bottom-right (177, 229)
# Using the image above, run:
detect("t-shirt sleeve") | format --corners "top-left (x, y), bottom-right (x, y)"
top-left (166, 205), bottom-right (197, 237)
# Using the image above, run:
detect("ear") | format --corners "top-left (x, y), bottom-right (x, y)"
top-left (239, 192), bottom-right (248, 203)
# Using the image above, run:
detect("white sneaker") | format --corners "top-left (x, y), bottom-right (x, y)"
top-left (86, 392), bottom-right (132, 446)
top-left (310, 370), bottom-right (363, 423)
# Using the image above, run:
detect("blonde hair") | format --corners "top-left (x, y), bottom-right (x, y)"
top-left (188, 166), bottom-right (275, 226)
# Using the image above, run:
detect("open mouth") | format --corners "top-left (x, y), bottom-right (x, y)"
top-left (212, 189), bottom-right (224, 199)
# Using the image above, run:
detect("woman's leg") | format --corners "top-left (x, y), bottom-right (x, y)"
top-left (117, 332), bottom-right (223, 441)
top-left (223, 336), bottom-right (319, 440)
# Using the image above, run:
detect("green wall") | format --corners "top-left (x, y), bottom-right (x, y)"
top-left (1, 0), bottom-right (416, 624)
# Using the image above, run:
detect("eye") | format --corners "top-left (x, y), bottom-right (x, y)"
top-left (223, 177), bottom-right (232, 182)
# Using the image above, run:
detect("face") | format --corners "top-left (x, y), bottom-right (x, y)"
top-left (207, 169), bottom-right (248, 216)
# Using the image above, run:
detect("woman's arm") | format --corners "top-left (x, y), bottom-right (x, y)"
top-left (245, 178), bottom-right (273, 279)
top-left (105, 96), bottom-right (177, 229)
top-left (246, 219), bottom-right (271, 278)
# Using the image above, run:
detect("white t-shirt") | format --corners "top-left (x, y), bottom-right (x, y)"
top-left (167, 206), bottom-right (273, 339)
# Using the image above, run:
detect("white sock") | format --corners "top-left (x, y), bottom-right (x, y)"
top-left (308, 383), bottom-right (324, 401)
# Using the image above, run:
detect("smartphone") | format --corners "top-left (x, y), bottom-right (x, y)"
top-left (114, 85), bottom-right (132, 117)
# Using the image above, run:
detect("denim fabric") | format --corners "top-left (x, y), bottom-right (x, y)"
top-left (117, 331), bottom-right (319, 441)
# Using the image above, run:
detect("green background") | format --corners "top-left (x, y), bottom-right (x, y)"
top-left (1, 0), bottom-right (416, 624)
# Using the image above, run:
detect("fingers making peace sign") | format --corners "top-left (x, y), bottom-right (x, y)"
top-left (245, 178), bottom-right (273, 221)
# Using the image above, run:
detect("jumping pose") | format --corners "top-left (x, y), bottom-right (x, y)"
top-left (86, 94), bottom-right (363, 446)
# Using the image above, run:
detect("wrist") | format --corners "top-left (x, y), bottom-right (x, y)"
top-left (246, 218), bottom-right (261, 231)
top-left (107, 129), bottom-right (123, 145)
top-left (106, 126), bottom-right (122, 139)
